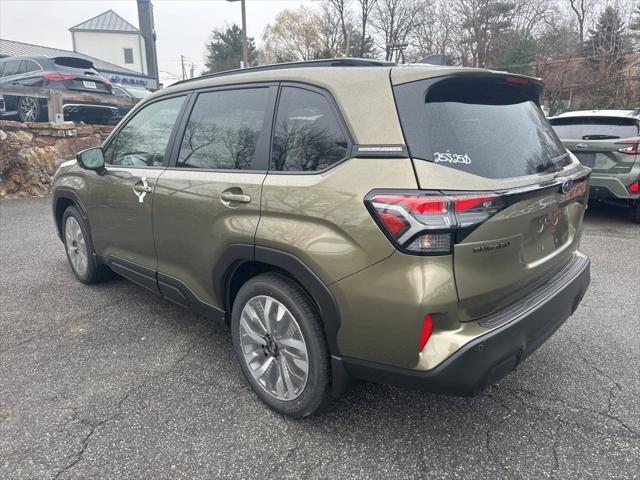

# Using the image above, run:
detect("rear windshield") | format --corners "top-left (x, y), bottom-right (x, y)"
top-left (53, 57), bottom-right (94, 70)
top-left (550, 116), bottom-right (639, 140)
top-left (394, 76), bottom-right (568, 179)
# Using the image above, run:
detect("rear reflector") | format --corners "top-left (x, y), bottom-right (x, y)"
top-left (419, 314), bottom-right (433, 351)
top-left (629, 180), bottom-right (640, 194)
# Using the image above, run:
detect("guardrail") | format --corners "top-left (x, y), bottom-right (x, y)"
top-left (0, 85), bottom-right (138, 123)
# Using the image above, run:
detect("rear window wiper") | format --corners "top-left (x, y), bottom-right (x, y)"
top-left (582, 134), bottom-right (619, 140)
top-left (535, 152), bottom-right (570, 173)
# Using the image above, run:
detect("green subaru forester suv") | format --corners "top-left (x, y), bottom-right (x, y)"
top-left (52, 59), bottom-right (591, 417)
top-left (549, 110), bottom-right (640, 223)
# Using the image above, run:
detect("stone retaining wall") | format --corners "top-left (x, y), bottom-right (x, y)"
top-left (0, 120), bottom-right (114, 198)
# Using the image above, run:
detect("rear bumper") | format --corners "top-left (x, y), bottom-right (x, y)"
top-left (590, 173), bottom-right (640, 201)
top-left (63, 103), bottom-right (117, 120)
top-left (337, 252), bottom-right (590, 396)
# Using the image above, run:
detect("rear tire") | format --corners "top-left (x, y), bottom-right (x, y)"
top-left (631, 200), bottom-right (640, 224)
top-left (17, 96), bottom-right (43, 123)
top-left (62, 206), bottom-right (112, 284)
top-left (231, 272), bottom-right (330, 418)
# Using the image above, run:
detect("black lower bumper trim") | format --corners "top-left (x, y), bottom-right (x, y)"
top-left (338, 253), bottom-right (590, 396)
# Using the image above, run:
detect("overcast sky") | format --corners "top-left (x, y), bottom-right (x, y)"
top-left (0, 0), bottom-right (320, 83)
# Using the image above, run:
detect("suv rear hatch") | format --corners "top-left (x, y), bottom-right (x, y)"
top-left (49, 57), bottom-right (112, 95)
top-left (549, 115), bottom-right (639, 174)
top-left (391, 71), bottom-right (590, 321)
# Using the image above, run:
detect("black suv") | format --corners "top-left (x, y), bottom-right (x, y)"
top-left (0, 55), bottom-right (116, 123)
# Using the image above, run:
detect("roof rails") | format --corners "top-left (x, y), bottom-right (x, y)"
top-left (172, 57), bottom-right (395, 87)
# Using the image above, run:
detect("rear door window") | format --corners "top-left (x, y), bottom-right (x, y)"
top-left (2, 60), bottom-right (21, 77)
top-left (394, 76), bottom-right (568, 179)
top-left (24, 60), bottom-right (41, 73)
top-left (550, 117), bottom-right (639, 140)
top-left (176, 87), bottom-right (271, 170)
top-left (271, 86), bottom-right (349, 172)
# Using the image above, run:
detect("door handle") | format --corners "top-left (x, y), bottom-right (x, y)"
top-left (133, 177), bottom-right (152, 203)
top-left (133, 184), bottom-right (153, 193)
top-left (221, 191), bottom-right (251, 203)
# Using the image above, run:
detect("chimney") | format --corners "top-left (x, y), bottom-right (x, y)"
top-left (137, 0), bottom-right (159, 86)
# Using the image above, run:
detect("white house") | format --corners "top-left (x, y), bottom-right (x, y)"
top-left (70, 10), bottom-right (149, 76)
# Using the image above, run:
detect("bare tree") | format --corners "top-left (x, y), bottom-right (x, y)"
top-left (262, 7), bottom-right (324, 62)
top-left (568, 0), bottom-right (590, 43)
top-left (511, 0), bottom-right (554, 39)
top-left (356, 0), bottom-right (378, 56)
top-left (371, 0), bottom-right (425, 61)
top-left (326, 0), bottom-right (352, 54)
top-left (411, 1), bottom-right (458, 61)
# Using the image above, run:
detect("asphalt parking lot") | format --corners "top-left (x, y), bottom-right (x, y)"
top-left (1, 196), bottom-right (639, 480)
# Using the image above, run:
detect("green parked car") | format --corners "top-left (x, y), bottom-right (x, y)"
top-left (52, 59), bottom-right (591, 417)
top-left (549, 110), bottom-right (640, 222)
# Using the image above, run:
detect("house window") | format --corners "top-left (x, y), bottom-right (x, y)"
top-left (124, 48), bottom-right (134, 64)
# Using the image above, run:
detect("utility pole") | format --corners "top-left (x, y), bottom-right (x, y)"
top-left (227, 0), bottom-right (249, 68)
top-left (181, 55), bottom-right (186, 80)
top-left (190, 63), bottom-right (195, 79)
top-left (345, 25), bottom-right (352, 57)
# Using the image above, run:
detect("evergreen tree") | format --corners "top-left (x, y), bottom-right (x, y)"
top-left (584, 6), bottom-right (628, 62)
top-left (204, 24), bottom-right (257, 73)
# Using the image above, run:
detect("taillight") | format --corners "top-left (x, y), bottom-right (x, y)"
top-left (629, 180), bottom-right (640, 194)
top-left (616, 139), bottom-right (640, 155)
top-left (43, 73), bottom-right (75, 81)
top-left (366, 191), bottom-right (505, 255)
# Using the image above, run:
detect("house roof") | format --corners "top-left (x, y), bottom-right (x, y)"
top-left (0, 38), bottom-right (145, 77)
top-left (69, 9), bottom-right (139, 33)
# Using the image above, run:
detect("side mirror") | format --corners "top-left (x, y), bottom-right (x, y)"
top-left (77, 147), bottom-right (105, 172)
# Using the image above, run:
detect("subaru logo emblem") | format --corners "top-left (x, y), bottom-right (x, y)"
top-left (561, 179), bottom-right (573, 194)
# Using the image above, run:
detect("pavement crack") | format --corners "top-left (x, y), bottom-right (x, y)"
top-left (506, 387), bottom-right (639, 438)
top-left (483, 392), bottom-right (521, 480)
top-left (50, 340), bottom-right (202, 478)
top-left (0, 297), bottom-right (128, 355)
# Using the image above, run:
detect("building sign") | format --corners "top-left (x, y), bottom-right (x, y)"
top-left (107, 73), bottom-right (158, 90)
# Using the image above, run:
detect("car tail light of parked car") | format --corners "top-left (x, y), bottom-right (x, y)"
top-left (616, 139), bottom-right (640, 155)
top-left (629, 180), bottom-right (640, 194)
top-left (43, 73), bottom-right (75, 81)
top-left (365, 191), bottom-right (505, 255)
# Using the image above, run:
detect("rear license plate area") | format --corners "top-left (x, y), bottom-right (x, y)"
top-left (83, 81), bottom-right (97, 89)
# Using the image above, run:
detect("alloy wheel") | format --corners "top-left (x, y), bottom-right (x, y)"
top-left (64, 216), bottom-right (88, 277)
top-left (238, 295), bottom-right (309, 401)
top-left (19, 97), bottom-right (38, 122)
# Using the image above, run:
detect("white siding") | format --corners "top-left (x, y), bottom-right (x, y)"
top-left (72, 31), bottom-right (147, 74)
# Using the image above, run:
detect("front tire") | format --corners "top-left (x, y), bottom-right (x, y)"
top-left (231, 273), bottom-right (330, 418)
top-left (62, 206), bottom-right (112, 284)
